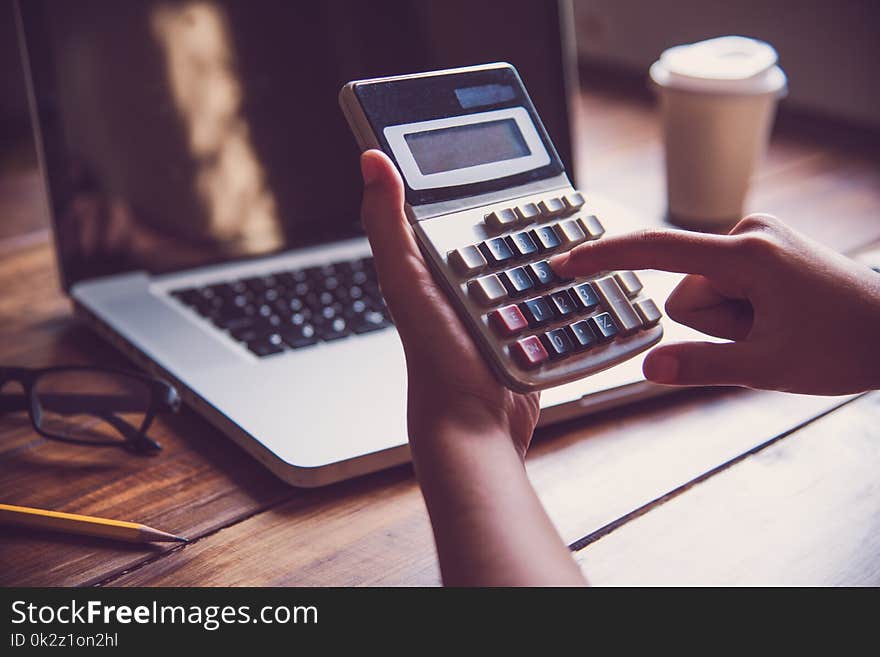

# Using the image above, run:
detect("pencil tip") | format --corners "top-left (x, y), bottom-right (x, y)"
top-left (140, 526), bottom-right (189, 543)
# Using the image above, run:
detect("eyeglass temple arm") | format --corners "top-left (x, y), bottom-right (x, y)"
top-left (23, 393), bottom-right (152, 414)
top-left (98, 412), bottom-right (162, 452)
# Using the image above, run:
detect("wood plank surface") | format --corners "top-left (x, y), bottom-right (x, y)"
top-left (1, 82), bottom-right (878, 586)
top-left (575, 392), bottom-right (880, 586)
top-left (108, 389), bottom-right (852, 586)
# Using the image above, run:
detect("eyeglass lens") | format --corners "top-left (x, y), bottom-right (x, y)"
top-left (31, 370), bottom-right (153, 445)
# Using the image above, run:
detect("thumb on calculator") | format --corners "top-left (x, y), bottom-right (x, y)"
top-left (359, 149), bottom-right (439, 334)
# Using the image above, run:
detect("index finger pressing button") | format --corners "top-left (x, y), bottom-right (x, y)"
top-left (593, 275), bottom-right (642, 334)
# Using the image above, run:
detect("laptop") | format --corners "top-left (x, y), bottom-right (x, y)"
top-left (16, 0), bottom-right (695, 486)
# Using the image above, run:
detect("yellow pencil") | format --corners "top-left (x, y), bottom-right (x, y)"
top-left (0, 503), bottom-right (187, 543)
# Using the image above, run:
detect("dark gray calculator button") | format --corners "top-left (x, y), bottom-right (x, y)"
top-left (571, 283), bottom-right (600, 310)
top-left (540, 328), bottom-right (573, 359)
top-left (567, 320), bottom-right (597, 349)
top-left (519, 297), bottom-right (554, 326)
top-left (548, 289), bottom-right (577, 317)
top-left (479, 237), bottom-right (515, 266)
top-left (588, 312), bottom-right (619, 341)
top-left (528, 261), bottom-right (556, 288)
top-left (530, 225), bottom-right (562, 251)
top-left (499, 267), bottom-right (534, 297)
top-left (506, 231), bottom-right (538, 258)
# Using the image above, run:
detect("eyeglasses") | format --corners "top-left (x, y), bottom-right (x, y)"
top-left (0, 366), bottom-right (181, 454)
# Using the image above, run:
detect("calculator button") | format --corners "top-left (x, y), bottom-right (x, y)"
top-left (479, 237), bottom-right (515, 266)
top-left (489, 304), bottom-right (529, 337)
top-left (515, 202), bottom-right (541, 223)
top-left (557, 219), bottom-right (587, 246)
top-left (614, 270), bottom-right (643, 297)
top-left (593, 275), bottom-right (642, 334)
top-left (498, 267), bottom-right (534, 297)
top-left (468, 275), bottom-right (508, 306)
top-left (567, 320), bottom-right (598, 350)
top-left (571, 282), bottom-right (600, 310)
top-left (577, 214), bottom-right (606, 239)
top-left (538, 197), bottom-right (565, 217)
top-left (634, 298), bottom-right (662, 327)
top-left (541, 328), bottom-right (574, 359)
top-left (519, 297), bottom-right (554, 326)
top-left (485, 208), bottom-right (518, 230)
top-left (547, 289), bottom-right (577, 318)
top-left (511, 335), bottom-right (549, 369)
top-left (588, 313), bottom-right (619, 341)
top-left (506, 231), bottom-right (539, 258)
top-left (527, 261), bottom-right (556, 288)
top-left (530, 225), bottom-right (562, 251)
top-left (562, 192), bottom-right (586, 212)
top-left (447, 245), bottom-right (487, 277)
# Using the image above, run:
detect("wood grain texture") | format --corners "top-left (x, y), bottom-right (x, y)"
top-left (0, 169), bottom-right (47, 241)
top-left (108, 388), bottom-right (855, 586)
top-left (575, 393), bottom-right (880, 586)
top-left (1, 82), bottom-right (878, 586)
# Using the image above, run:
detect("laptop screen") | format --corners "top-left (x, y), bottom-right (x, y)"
top-left (18, 0), bottom-right (576, 289)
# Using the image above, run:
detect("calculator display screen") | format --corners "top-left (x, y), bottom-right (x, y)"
top-left (404, 119), bottom-right (531, 175)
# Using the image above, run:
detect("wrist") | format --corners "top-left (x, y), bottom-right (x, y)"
top-left (407, 395), bottom-right (515, 449)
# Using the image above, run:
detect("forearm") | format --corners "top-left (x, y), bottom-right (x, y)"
top-left (409, 416), bottom-right (586, 586)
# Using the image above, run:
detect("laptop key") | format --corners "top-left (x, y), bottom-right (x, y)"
top-left (179, 255), bottom-right (388, 351)
top-left (316, 317), bottom-right (351, 341)
top-left (246, 334), bottom-right (285, 357)
top-left (214, 315), bottom-right (258, 332)
top-left (351, 311), bottom-right (391, 334)
top-left (282, 323), bottom-right (318, 349)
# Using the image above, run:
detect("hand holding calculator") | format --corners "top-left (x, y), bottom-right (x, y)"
top-left (340, 63), bottom-right (663, 392)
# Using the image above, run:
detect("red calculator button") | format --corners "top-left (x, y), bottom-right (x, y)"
top-left (489, 304), bottom-right (529, 336)
top-left (511, 335), bottom-right (549, 369)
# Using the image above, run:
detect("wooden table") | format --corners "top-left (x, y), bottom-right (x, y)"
top-left (2, 79), bottom-right (879, 586)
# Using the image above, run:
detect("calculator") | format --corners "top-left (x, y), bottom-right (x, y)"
top-left (339, 63), bottom-right (663, 392)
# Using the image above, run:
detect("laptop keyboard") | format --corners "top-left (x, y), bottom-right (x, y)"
top-left (169, 256), bottom-right (392, 357)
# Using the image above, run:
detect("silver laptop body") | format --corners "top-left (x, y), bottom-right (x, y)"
top-left (17, 0), bottom-right (683, 486)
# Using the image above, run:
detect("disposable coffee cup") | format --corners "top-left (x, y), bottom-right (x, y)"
top-left (650, 36), bottom-right (787, 230)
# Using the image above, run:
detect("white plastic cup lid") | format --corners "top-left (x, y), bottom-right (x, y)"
top-left (650, 36), bottom-right (787, 96)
